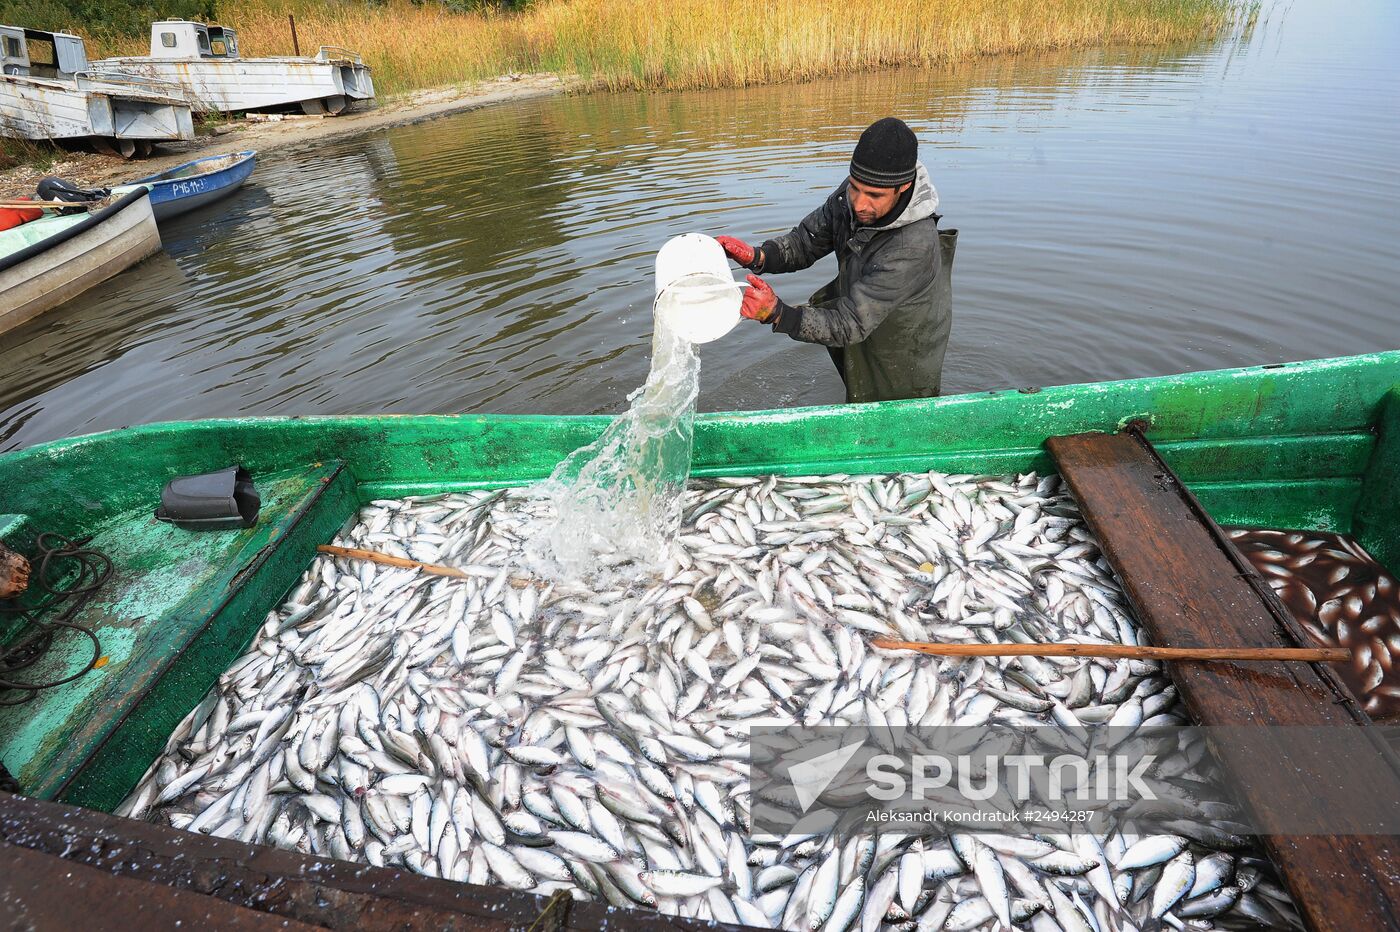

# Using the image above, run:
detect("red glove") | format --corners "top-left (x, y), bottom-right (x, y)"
top-left (716, 235), bottom-right (755, 267)
top-left (740, 274), bottom-right (779, 323)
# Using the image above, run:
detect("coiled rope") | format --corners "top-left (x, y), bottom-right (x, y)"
top-left (0, 533), bottom-right (110, 706)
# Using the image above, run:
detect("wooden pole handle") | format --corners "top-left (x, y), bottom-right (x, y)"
top-left (317, 544), bottom-right (545, 592)
top-left (0, 200), bottom-right (95, 210)
top-left (307, 550), bottom-right (1351, 666)
top-left (871, 637), bottom-right (1351, 663)
top-left (316, 544), bottom-right (469, 578)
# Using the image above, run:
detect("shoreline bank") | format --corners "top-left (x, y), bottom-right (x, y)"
top-left (0, 72), bottom-right (575, 195)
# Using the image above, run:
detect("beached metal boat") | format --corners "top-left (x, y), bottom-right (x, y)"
top-left (110, 150), bottom-right (257, 222)
top-left (92, 21), bottom-right (374, 116)
top-left (0, 188), bottom-right (160, 335)
top-left (0, 351), bottom-right (1397, 928)
top-left (0, 27), bottom-right (194, 157)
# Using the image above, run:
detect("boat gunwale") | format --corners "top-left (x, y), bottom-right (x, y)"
top-left (1, 350), bottom-right (1395, 554)
top-left (5, 350), bottom-right (1397, 458)
top-left (0, 72), bottom-right (188, 106)
top-left (0, 73), bottom-right (82, 91)
top-left (128, 150), bottom-right (255, 185)
top-left (93, 56), bottom-right (369, 70)
top-left (2, 349), bottom-right (1388, 478)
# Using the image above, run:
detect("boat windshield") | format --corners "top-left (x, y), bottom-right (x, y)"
top-left (207, 26), bottom-right (237, 58)
top-left (21, 33), bottom-right (58, 78)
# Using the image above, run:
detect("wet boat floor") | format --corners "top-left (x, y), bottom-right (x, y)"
top-left (0, 462), bottom-right (357, 806)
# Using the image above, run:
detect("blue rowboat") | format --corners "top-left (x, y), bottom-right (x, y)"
top-left (111, 150), bottom-right (256, 222)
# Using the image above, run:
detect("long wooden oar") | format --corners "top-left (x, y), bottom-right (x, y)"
top-left (0, 200), bottom-right (97, 210)
top-left (872, 637), bottom-right (1350, 663)
top-left (312, 546), bottom-right (1354, 664)
top-left (317, 544), bottom-right (470, 579)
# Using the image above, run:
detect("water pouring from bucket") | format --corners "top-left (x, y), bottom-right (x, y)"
top-left (525, 234), bottom-right (735, 581)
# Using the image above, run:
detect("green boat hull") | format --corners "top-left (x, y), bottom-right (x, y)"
top-left (1, 350), bottom-right (1398, 810)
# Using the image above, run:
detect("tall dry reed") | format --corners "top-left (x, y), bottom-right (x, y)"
top-left (102, 0), bottom-right (1248, 96)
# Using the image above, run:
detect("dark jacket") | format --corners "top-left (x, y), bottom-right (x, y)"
top-left (758, 162), bottom-right (954, 403)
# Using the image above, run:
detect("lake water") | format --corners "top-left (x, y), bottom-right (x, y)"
top-left (1, 0), bottom-right (1396, 450)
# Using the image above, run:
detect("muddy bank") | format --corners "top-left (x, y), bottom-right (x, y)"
top-left (1, 73), bottom-right (573, 195)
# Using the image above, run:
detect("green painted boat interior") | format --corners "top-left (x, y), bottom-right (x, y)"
top-left (0, 350), bottom-right (1397, 812)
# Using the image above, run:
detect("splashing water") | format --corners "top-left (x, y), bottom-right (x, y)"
top-left (526, 308), bottom-right (701, 581)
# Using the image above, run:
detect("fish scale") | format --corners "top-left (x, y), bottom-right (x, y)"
top-left (125, 472), bottom-right (1295, 931)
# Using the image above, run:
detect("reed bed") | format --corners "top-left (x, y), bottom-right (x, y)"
top-left (102, 0), bottom-right (1248, 96)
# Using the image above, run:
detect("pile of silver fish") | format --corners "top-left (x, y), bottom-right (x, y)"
top-left (1228, 526), bottom-right (1400, 720)
top-left (122, 471), bottom-right (1300, 931)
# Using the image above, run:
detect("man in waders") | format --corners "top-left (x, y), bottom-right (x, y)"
top-left (715, 117), bottom-right (956, 403)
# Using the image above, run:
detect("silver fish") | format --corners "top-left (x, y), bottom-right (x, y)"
top-left (124, 475), bottom-right (1294, 931)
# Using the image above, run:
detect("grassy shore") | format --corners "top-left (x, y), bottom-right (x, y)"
top-left (0, 135), bottom-right (62, 173)
top-left (102, 0), bottom-right (1250, 96)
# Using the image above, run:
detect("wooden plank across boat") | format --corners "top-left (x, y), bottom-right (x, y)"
top-left (1, 350), bottom-right (1398, 926)
top-left (1047, 426), bottom-right (1400, 932)
top-left (112, 150), bottom-right (257, 222)
top-left (0, 188), bottom-right (160, 335)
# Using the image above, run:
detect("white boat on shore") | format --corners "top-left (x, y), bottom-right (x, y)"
top-left (0, 188), bottom-right (161, 334)
top-left (0, 27), bottom-right (194, 157)
top-left (92, 21), bottom-right (374, 116)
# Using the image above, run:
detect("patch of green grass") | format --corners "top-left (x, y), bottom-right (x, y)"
top-left (0, 136), bottom-right (63, 175)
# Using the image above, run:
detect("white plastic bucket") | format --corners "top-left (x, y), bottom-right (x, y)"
top-left (653, 233), bottom-right (742, 344)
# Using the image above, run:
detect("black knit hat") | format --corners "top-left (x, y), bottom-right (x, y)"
top-left (849, 117), bottom-right (918, 188)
